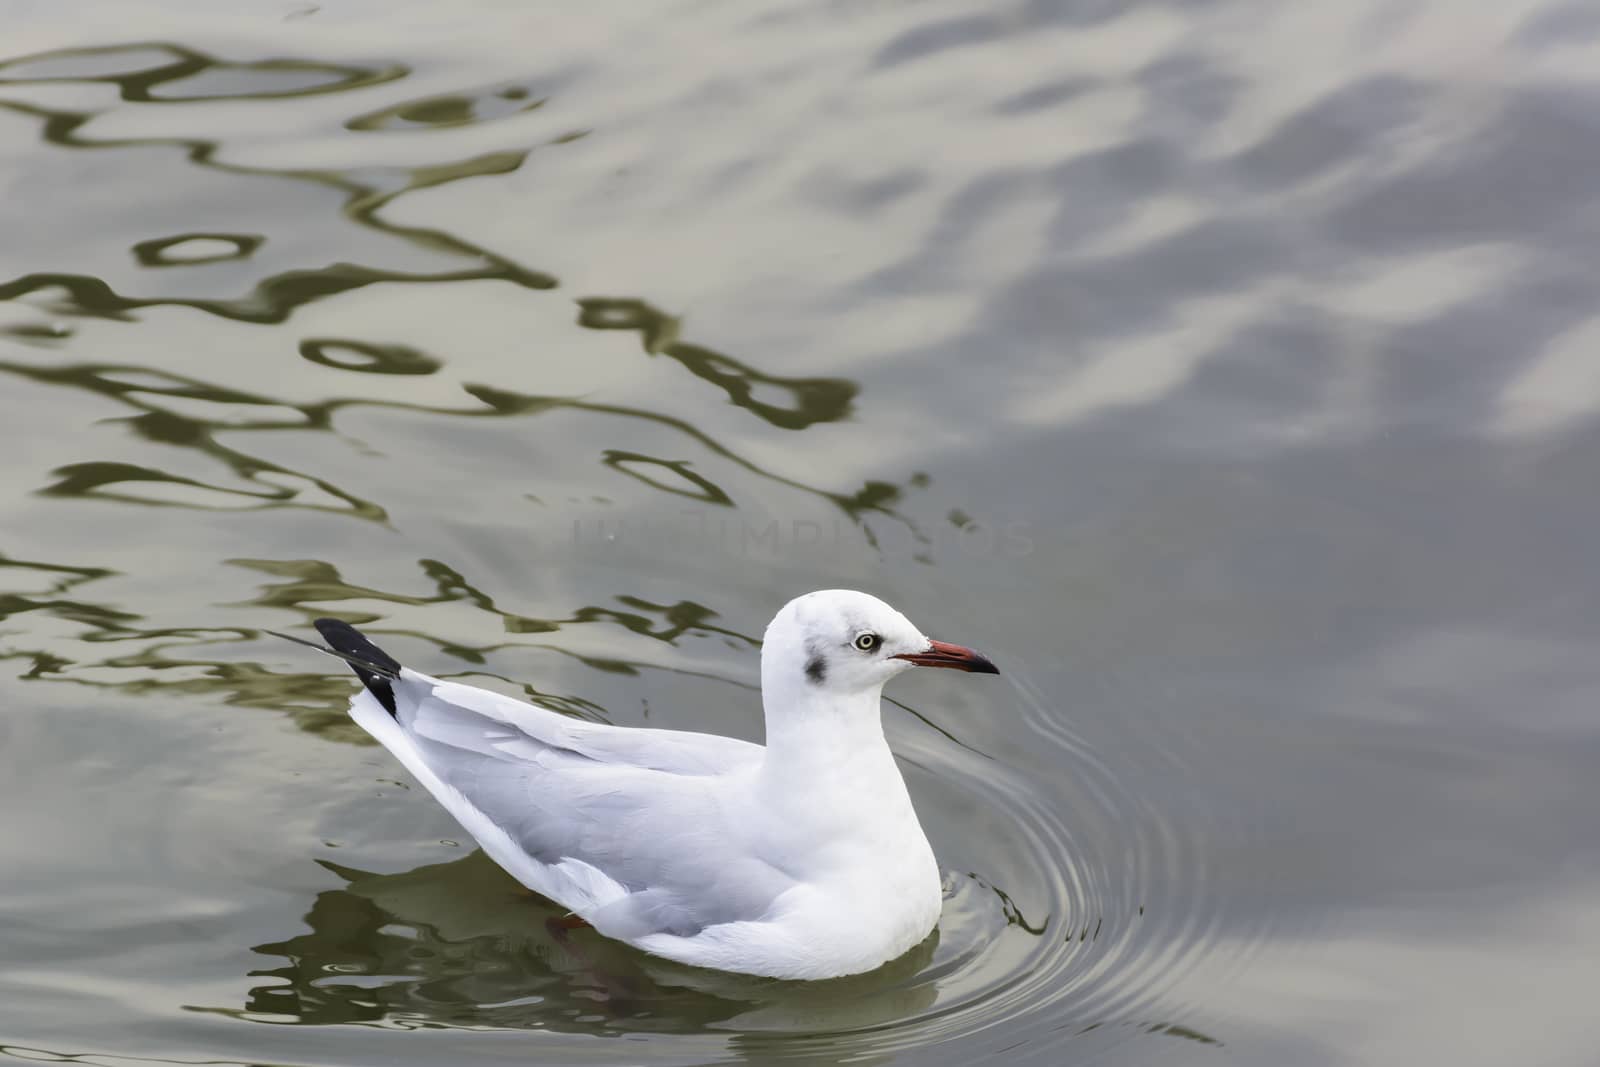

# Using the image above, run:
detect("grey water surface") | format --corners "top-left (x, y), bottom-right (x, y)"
top-left (3, 2), bottom-right (1599, 1064)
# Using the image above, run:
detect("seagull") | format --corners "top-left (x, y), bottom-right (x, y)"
top-left (273, 589), bottom-right (998, 980)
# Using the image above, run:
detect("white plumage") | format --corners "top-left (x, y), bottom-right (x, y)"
top-left (292, 588), bottom-right (998, 980)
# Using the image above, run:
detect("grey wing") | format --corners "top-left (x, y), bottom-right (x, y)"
top-left (368, 671), bottom-right (790, 936)
top-left (416, 673), bottom-right (764, 775)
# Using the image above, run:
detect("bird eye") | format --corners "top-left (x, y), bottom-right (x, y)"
top-left (853, 632), bottom-right (880, 652)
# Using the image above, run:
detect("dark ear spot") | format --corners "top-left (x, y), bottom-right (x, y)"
top-left (805, 654), bottom-right (827, 685)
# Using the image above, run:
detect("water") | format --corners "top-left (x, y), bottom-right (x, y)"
top-left (3, 2), bottom-right (1599, 1063)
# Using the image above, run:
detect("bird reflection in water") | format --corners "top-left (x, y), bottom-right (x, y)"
top-left (202, 849), bottom-right (939, 1035)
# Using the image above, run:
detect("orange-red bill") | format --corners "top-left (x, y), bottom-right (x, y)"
top-left (893, 639), bottom-right (1000, 674)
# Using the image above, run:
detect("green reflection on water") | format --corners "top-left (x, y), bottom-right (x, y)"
top-left (191, 849), bottom-right (944, 1039)
top-left (0, 42), bottom-right (556, 322)
top-left (577, 298), bottom-right (858, 431)
top-left (347, 83), bottom-right (548, 132)
top-left (0, 41), bottom-right (406, 102)
top-left (0, 32), bottom-right (1223, 1064)
top-left (0, 42), bottom-right (928, 548)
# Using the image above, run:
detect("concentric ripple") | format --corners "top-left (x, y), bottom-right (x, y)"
top-left (156, 646), bottom-right (1255, 1062)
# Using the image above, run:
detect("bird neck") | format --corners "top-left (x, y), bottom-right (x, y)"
top-left (759, 681), bottom-right (899, 785)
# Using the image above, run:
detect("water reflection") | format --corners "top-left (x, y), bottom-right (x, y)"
top-left (0, 43), bottom-right (555, 325)
top-left (0, 551), bottom-right (768, 737)
top-left (0, 360), bottom-right (385, 519)
top-left (347, 83), bottom-right (548, 132)
top-left (576, 298), bottom-right (858, 431)
top-left (297, 339), bottom-right (441, 376)
top-left (132, 233), bottom-right (263, 268)
top-left (0, 42), bottom-right (931, 552)
top-left (0, 351), bottom-right (925, 528)
top-left (0, 553), bottom-right (127, 682)
top-left (0, 1047), bottom-right (262, 1067)
top-left (201, 850), bottom-right (941, 1036)
top-left (463, 382), bottom-right (924, 534)
top-left (0, 22), bottom-right (1290, 1066)
top-left (0, 42), bottom-right (404, 102)
top-left (203, 848), bottom-right (1215, 1060)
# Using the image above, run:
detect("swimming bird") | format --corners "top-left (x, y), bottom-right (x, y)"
top-left (274, 589), bottom-right (998, 980)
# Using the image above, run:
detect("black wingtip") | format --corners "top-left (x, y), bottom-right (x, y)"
top-left (313, 618), bottom-right (401, 716)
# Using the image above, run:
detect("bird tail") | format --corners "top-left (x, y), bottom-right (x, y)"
top-left (267, 619), bottom-right (402, 717)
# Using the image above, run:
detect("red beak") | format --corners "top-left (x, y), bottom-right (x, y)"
top-left (893, 639), bottom-right (1000, 674)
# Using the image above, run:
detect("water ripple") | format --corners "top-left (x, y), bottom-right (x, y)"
top-left (8, 5), bottom-right (1594, 1064)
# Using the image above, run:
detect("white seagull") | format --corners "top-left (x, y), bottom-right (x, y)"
top-left (275, 589), bottom-right (998, 980)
